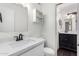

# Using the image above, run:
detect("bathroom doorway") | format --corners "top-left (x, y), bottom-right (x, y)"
top-left (56, 3), bottom-right (77, 56)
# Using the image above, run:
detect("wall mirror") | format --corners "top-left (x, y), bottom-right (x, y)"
top-left (65, 12), bottom-right (77, 33)
top-left (0, 3), bottom-right (28, 32)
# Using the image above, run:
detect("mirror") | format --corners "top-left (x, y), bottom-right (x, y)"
top-left (0, 3), bottom-right (28, 32)
top-left (65, 12), bottom-right (77, 33)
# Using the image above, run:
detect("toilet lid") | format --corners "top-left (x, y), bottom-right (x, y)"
top-left (44, 47), bottom-right (55, 55)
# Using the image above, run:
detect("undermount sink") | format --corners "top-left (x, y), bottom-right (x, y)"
top-left (9, 39), bottom-right (35, 48)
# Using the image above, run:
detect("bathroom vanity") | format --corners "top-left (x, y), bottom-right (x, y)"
top-left (59, 33), bottom-right (77, 52)
top-left (0, 37), bottom-right (45, 56)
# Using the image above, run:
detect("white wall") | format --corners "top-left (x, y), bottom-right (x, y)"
top-left (77, 4), bottom-right (79, 42)
top-left (26, 3), bottom-right (43, 37)
top-left (41, 3), bottom-right (57, 55)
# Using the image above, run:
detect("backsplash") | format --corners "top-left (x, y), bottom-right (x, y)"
top-left (0, 32), bottom-right (41, 43)
top-left (0, 32), bottom-right (13, 43)
top-left (0, 32), bottom-right (26, 43)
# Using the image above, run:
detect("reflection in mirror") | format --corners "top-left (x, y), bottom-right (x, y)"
top-left (65, 21), bottom-right (71, 33)
top-left (0, 3), bottom-right (28, 32)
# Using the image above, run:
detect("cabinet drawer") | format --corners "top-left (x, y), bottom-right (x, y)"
top-left (59, 33), bottom-right (77, 51)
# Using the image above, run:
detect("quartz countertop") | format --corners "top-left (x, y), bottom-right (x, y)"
top-left (0, 37), bottom-right (45, 56)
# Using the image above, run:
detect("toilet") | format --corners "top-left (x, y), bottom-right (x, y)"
top-left (44, 47), bottom-right (55, 56)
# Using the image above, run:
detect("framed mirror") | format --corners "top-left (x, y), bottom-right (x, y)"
top-left (65, 12), bottom-right (77, 33)
top-left (0, 3), bottom-right (28, 32)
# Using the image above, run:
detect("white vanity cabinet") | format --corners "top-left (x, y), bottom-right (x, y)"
top-left (20, 43), bottom-right (44, 56)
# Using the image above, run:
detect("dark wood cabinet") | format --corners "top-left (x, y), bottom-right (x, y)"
top-left (59, 33), bottom-right (77, 52)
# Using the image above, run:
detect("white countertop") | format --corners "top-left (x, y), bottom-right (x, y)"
top-left (59, 32), bottom-right (77, 34)
top-left (0, 37), bottom-right (45, 56)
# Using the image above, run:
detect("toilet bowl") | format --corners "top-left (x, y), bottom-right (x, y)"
top-left (44, 47), bottom-right (55, 56)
